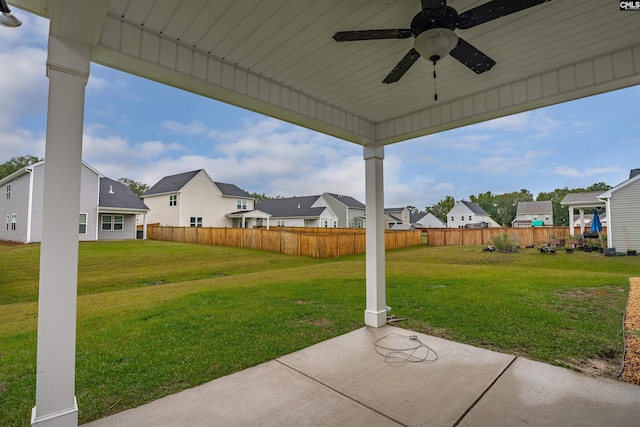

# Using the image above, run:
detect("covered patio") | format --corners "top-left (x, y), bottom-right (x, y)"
top-left (4, 1), bottom-right (639, 425)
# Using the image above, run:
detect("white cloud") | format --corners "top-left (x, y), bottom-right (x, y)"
top-left (553, 166), bottom-right (624, 178)
top-left (161, 120), bottom-right (209, 136)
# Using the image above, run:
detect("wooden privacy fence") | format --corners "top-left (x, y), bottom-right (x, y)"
top-left (146, 225), bottom-right (422, 259)
top-left (425, 226), bottom-right (607, 247)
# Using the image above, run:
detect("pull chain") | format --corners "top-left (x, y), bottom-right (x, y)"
top-left (433, 61), bottom-right (438, 101)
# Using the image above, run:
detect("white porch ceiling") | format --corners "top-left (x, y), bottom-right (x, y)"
top-left (12, 0), bottom-right (640, 146)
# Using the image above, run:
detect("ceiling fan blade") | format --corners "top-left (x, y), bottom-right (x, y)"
top-left (449, 37), bottom-right (496, 74)
top-left (332, 29), bottom-right (413, 42)
top-left (383, 48), bottom-right (421, 84)
top-left (456, 0), bottom-right (551, 30)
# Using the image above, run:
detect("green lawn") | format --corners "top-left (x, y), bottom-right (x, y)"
top-left (1, 240), bottom-right (638, 426)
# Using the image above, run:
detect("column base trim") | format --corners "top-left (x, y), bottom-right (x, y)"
top-left (31, 397), bottom-right (78, 427)
top-left (364, 309), bottom-right (388, 327)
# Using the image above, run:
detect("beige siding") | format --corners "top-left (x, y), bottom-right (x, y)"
top-left (144, 193), bottom-right (180, 226)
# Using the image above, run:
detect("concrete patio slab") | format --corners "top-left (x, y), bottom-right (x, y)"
top-left (83, 358), bottom-right (402, 427)
top-left (278, 326), bottom-right (515, 426)
top-left (83, 326), bottom-right (640, 426)
top-left (459, 357), bottom-right (640, 427)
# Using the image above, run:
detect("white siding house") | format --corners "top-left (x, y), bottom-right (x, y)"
top-left (0, 161), bottom-right (148, 243)
top-left (142, 169), bottom-right (255, 228)
top-left (598, 170), bottom-right (640, 252)
top-left (447, 200), bottom-right (498, 228)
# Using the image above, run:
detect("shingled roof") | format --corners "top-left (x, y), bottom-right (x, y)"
top-left (256, 196), bottom-right (327, 218)
top-left (214, 182), bottom-right (252, 198)
top-left (143, 170), bottom-right (201, 196)
top-left (325, 193), bottom-right (365, 209)
top-left (99, 178), bottom-right (148, 211)
top-left (516, 201), bottom-right (552, 215)
top-left (461, 200), bottom-right (489, 215)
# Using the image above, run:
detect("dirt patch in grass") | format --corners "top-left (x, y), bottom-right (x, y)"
top-left (622, 278), bottom-right (640, 386)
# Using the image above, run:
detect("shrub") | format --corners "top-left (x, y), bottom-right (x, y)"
top-left (490, 232), bottom-right (520, 253)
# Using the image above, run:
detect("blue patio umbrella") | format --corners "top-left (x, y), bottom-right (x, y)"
top-left (591, 210), bottom-right (602, 233)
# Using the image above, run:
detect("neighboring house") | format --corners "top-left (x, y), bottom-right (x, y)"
top-left (320, 193), bottom-right (366, 228)
top-left (412, 211), bottom-right (446, 228)
top-left (256, 195), bottom-right (340, 228)
top-left (142, 169), bottom-right (256, 228)
top-left (384, 207), bottom-right (406, 229)
top-left (512, 201), bottom-right (553, 227)
top-left (598, 169), bottom-right (640, 251)
top-left (572, 212), bottom-right (607, 229)
top-left (446, 200), bottom-right (498, 228)
top-left (384, 207), bottom-right (446, 228)
top-left (0, 161), bottom-right (148, 243)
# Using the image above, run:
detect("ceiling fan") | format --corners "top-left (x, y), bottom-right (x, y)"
top-left (333, 0), bottom-right (551, 85)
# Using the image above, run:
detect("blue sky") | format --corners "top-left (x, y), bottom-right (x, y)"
top-left (1, 13), bottom-right (639, 210)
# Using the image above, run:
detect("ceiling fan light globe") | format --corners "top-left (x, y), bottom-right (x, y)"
top-left (414, 28), bottom-right (458, 62)
top-left (0, 12), bottom-right (21, 27)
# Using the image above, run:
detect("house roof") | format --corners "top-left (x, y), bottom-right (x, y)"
top-left (99, 178), bottom-right (149, 211)
top-left (325, 193), bottom-right (365, 209)
top-left (460, 200), bottom-right (489, 216)
top-left (256, 196), bottom-right (327, 218)
top-left (143, 170), bottom-right (201, 196)
top-left (560, 191), bottom-right (606, 208)
top-left (516, 201), bottom-right (552, 215)
top-left (214, 182), bottom-right (252, 198)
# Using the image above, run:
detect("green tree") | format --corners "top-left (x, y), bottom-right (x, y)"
top-left (249, 191), bottom-right (277, 202)
top-left (0, 155), bottom-right (42, 180)
top-left (426, 195), bottom-right (455, 223)
top-left (118, 178), bottom-right (149, 198)
top-left (470, 189), bottom-right (533, 227)
top-left (536, 183), bottom-right (611, 226)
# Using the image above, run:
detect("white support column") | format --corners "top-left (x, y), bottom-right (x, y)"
top-left (568, 206), bottom-right (573, 235)
top-left (579, 209), bottom-right (585, 235)
top-left (31, 36), bottom-right (90, 427)
top-left (363, 145), bottom-right (387, 327)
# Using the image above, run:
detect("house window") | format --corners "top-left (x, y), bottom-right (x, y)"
top-left (6, 214), bottom-right (9, 230)
top-left (101, 215), bottom-right (124, 231)
top-left (469, 216), bottom-right (472, 221)
top-left (79, 213), bottom-right (87, 234)
top-left (461, 216), bottom-right (464, 221)
top-left (323, 220), bottom-right (329, 228)
top-left (277, 220), bottom-right (285, 227)
top-left (169, 195), bottom-right (177, 206)
top-left (6, 184), bottom-right (10, 200)
top-left (357, 221), bottom-right (362, 228)
top-left (333, 220), bottom-right (337, 228)
top-left (545, 214), bottom-right (550, 220)
top-left (348, 220), bottom-right (354, 228)
top-left (237, 199), bottom-right (247, 210)
top-left (10, 213), bottom-right (16, 231)
top-left (190, 217), bottom-right (203, 227)
top-left (451, 216), bottom-right (454, 222)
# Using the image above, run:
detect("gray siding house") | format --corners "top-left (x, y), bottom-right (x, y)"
top-left (512, 201), bottom-right (553, 227)
top-left (0, 161), bottom-right (148, 243)
top-left (598, 169), bottom-right (640, 252)
top-left (319, 193), bottom-right (365, 228)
